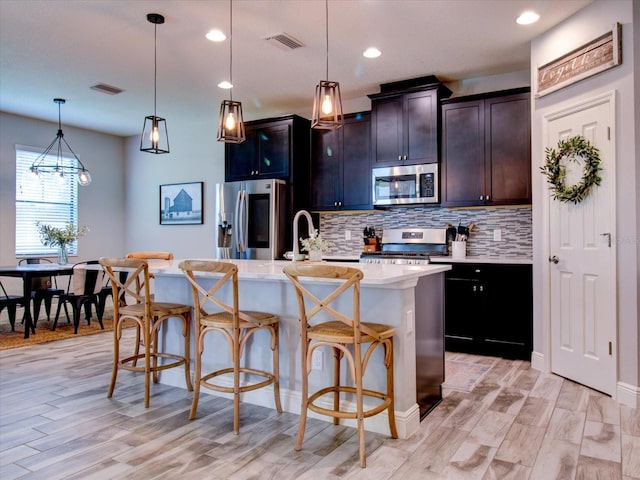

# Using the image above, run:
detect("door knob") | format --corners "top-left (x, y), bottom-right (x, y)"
top-left (548, 255), bottom-right (559, 264)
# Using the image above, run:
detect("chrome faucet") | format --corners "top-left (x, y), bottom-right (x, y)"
top-left (292, 209), bottom-right (315, 262)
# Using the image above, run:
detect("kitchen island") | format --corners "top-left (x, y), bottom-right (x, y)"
top-left (150, 259), bottom-right (450, 439)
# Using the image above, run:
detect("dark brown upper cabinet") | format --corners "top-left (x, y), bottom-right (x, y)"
top-left (441, 88), bottom-right (531, 207)
top-left (368, 76), bottom-right (451, 167)
top-left (311, 112), bottom-right (371, 211)
top-left (225, 114), bottom-right (309, 183)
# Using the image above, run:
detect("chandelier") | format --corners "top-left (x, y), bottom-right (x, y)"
top-left (29, 98), bottom-right (92, 186)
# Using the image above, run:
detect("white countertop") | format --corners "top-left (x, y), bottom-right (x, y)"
top-left (429, 256), bottom-right (533, 265)
top-left (149, 258), bottom-right (451, 285)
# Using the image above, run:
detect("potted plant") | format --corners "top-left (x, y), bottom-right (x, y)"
top-left (300, 229), bottom-right (333, 262)
top-left (36, 222), bottom-right (89, 264)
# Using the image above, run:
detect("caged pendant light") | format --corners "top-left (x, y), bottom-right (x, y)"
top-left (140, 13), bottom-right (170, 154)
top-left (29, 98), bottom-right (92, 186)
top-left (217, 0), bottom-right (245, 144)
top-left (311, 0), bottom-right (343, 130)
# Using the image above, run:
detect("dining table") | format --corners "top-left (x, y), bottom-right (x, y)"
top-left (0, 263), bottom-right (74, 338)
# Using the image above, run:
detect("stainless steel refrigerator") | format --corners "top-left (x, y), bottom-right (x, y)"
top-left (215, 178), bottom-right (288, 260)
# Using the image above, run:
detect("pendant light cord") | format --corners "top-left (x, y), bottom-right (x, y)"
top-left (325, 0), bottom-right (329, 82)
top-left (154, 21), bottom-right (158, 118)
top-left (57, 100), bottom-right (62, 132)
top-left (229, 0), bottom-right (233, 102)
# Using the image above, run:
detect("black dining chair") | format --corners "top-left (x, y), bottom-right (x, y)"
top-left (18, 258), bottom-right (64, 326)
top-left (53, 261), bottom-right (105, 333)
top-left (0, 280), bottom-right (28, 331)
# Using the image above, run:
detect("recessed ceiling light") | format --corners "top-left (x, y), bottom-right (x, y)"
top-left (206, 29), bottom-right (226, 42)
top-left (363, 47), bottom-right (382, 59)
top-left (516, 11), bottom-right (540, 25)
top-left (218, 81), bottom-right (233, 89)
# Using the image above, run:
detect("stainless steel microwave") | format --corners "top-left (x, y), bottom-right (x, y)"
top-left (372, 163), bottom-right (439, 206)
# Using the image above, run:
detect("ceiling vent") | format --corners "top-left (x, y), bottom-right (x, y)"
top-left (263, 32), bottom-right (304, 51)
top-left (90, 83), bottom-right (125, 95)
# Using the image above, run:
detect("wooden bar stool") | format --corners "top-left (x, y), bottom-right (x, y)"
top-left (283, 263), bottom-right (397, 468)
top-left (179, 260), bottom-right (282, 434)
top-left (99, 257), bottom-right (192, 408)
top-left (123, 251), bottom-right (174, 363)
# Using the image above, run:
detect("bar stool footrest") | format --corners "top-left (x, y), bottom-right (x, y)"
top-left (200, 367), bottom-right (276, 393)
top-left (308, 385), bottom-right (392, 419)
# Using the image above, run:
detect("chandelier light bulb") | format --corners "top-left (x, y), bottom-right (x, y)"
top-left (151, 125), bottom-right (160, 144)
top-left (78, 170), bottom-right (92, 186)
top-left (321, 94), bottom-right (333, 115)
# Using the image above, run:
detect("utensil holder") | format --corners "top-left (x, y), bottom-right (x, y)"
top-left (451, 241), bottom-right (466, 259)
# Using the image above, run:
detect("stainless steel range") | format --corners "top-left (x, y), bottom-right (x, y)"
top-left (360, 228), bottom-right (448, 265)
top-left (360, 227), bottom-right (448, 419)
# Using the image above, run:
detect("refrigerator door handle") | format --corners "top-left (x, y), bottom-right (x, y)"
top-left (235, 189), bottom-right (247, 256)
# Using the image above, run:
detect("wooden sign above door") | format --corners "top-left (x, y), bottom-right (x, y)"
top-left (535, 23), bottom-right (622, 98)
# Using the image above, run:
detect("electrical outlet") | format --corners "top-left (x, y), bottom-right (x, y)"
top-left (493, 229), bottom-right (502, 242)
top-left (345, 230), bottom-right (351, 241)
top-left (311, 350), bottom-right (323, 371)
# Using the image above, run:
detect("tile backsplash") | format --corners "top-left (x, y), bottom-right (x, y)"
top-left (319, 205), bottom-right (532, 258)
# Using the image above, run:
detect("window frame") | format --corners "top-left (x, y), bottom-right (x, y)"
top-left (15, 145), bottom-right (80, 257)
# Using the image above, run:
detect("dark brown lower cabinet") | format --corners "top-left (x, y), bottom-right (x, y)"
top-left (444, 263), bottom-right (532, 360)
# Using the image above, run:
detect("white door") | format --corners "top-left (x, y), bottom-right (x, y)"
top-left (545, 92), bottom-right (616, 395)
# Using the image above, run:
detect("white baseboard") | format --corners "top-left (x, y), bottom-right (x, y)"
top-left (616, 381), bottom-right (640, 409)
top-left (160, 368), bottom-right (420, 438)
top-left (528, 351), bottom-right (639, 408)
top-left (530, 350), bottom-right (545, 372)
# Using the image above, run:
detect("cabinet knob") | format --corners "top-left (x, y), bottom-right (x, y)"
top-left (334, 201), bottom-right (338, 207)
top-left (486, 194), bottom-right (490, 201)
top-left (398, 155), bottom-right (402, 161)
top-left (473, 285), bottom-right (477, 292)
top-left (479, 285), bottom-right (484, 292)
top-left (338, 201), bottom-right (342, 207)
top-left (479, 195), bottom-right (484, 200)
top-left (549, 255), bottom-right (559, 264)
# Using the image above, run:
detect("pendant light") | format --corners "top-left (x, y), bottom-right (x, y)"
top-left (311, 0), bottom-right (343, 130)
top-left (29, 98), bottom-right (92, 186)
top-left (140, 13), bottom-right (169, 154)
top-left (217, 0), bottom-right (245, 144)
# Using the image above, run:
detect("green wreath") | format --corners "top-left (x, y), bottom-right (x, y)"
top-left (541, 135), bottom-right (602, 204)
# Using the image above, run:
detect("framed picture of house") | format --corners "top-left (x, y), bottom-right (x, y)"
top-left (159, 182), bottom-right (203, 225)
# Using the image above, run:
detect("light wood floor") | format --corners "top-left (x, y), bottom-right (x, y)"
top-left (0, 329), bottom-right (638, 480)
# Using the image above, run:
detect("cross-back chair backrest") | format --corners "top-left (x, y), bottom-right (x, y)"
top-left (99, 257), bottom-right (151, 312)
top-left (178, 260), bottom-right (242, 322)
top-left (283, 264), bottom-right (381, 341)
top-left (125, 251), bottom-right (173, 292)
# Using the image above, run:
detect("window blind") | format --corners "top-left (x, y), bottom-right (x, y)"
top-left (15, 147), bottom-right (79, 256)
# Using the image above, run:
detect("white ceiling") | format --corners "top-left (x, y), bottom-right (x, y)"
top-left (0, 0), bottom-right (592, 137)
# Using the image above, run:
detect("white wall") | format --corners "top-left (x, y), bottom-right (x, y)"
top-left (0, 112), bottom-right (126, 278)
top-left (123, 116), bottom-right (226, 258)
top-left (531, 0), bottom-right (639, 393)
